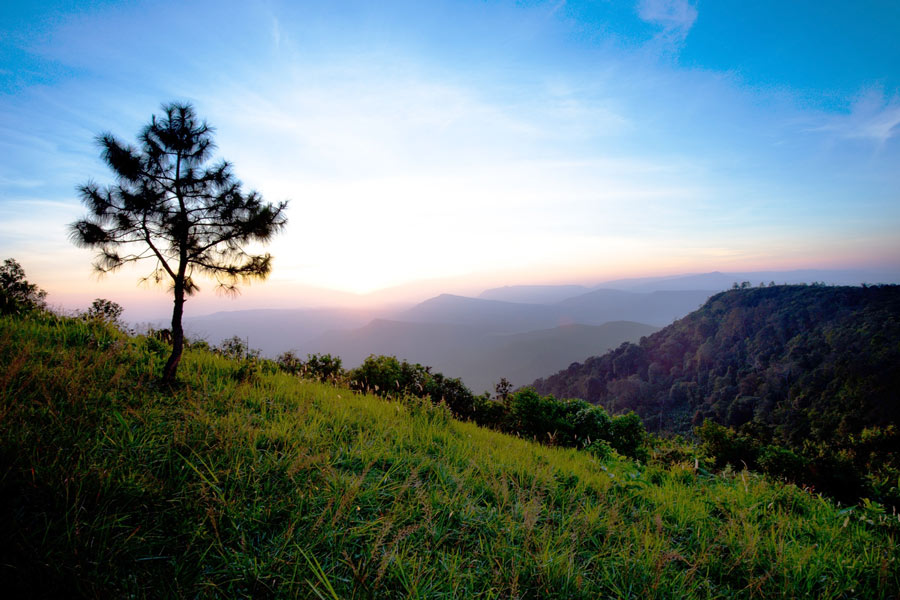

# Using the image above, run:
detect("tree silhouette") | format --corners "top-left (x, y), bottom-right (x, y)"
top-left (70, 103), bottom-right (288, 383)
top-left (85, 298), bottom-right (124, 326)
top-left (0, 258), bottom-right (47, 315)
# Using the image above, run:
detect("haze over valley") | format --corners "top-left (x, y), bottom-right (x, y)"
top-left (180, 268), bottom-right (896, 392)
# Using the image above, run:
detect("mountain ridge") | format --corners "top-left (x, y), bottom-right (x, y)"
top-left (532, 284), bottom-right (900, 443)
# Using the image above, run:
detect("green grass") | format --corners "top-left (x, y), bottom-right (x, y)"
top-left (1, 313), bottom-right (898, 598)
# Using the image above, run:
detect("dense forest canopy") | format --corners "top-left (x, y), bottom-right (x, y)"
top-left (532, 284), bottom-right (900, 504)
top-left (533, 284), bottom-right (900, 439)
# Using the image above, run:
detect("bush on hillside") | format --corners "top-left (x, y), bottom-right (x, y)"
top-left (304, 353), bottom-right (344, 383)
top-left (424, 372), bottom-right (477, 420)
top-left (83, 298), bottom-right (124, 326)
top-left (506, 388), bottom-right (649, 460)
top-left (349, 355), bottom-right (430, 397)
top-left (697, 418), bottom-right (900, 507)
top-left (696, 420), bottom-right (760, 469)
top-left (609, 412), bottom-right (649, 461)
top-left (216, 336), bottom-right (260, 361)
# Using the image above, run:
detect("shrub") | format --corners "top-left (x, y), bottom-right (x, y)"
top-left (573, 405), bottom-right (612, 447)
top-left (424, 372), bottom-right (476, 420)
top-left (276, 350), bottom-right (304, 374)
top-left (609, 412), bottom-right (649, 461)
top-left (758, 445), bottom-right (808, 482)
top-left (696, 419), bottom-right (760, 469)
top-left (349, 355), bottom-right (429, 398)
top-left (585, 439), bottom-right (614, 460)
top-left (303, 353), bottom-right (344, 383)
top-left (84, 298), bottom-right (124, 326)
top-left (216, 336), bottom-right (259, 361)
top-left (471, 394), bottom-right (508, 429)
top-left (509, 388), bottom-right (570, 443)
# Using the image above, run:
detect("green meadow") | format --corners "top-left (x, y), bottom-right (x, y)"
top-left (1, 313), bottom-right (897, 598)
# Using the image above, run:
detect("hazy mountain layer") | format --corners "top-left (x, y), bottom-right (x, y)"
top-left (311, 319), bottom-right (658, 393)
top-left (479, 269), bottom-right (900, 303)
top-left (400, 289), bottom-right (713, 329)
top-left (183, 307), bottom-right (382, 353)
top-left (478, 284), bottom-right (591, 304)
top-left (176, 270), bottom-right (897, 357)
top-left (398, 294), bottom-right (561, 333)
top-left (597, 269), bottom-right (899, 292)
top-left (182, 289), bottom-right (707, 366)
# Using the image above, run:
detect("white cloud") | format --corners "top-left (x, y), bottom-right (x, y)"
top-left (637, 0), bottom-right (698, 45)
top-left (817, 88), bottom-right (900, 146)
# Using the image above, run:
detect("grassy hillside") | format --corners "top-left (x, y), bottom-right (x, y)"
top-left (1, 314), bottom-right (898, 598)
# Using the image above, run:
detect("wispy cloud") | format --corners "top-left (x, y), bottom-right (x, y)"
top-left (637, 0), bottom-right (698, 46)
top-left (271, 17), bottom-right (281, 48)
top-left (815, 88), bottom-right (900, 146)
top-left (2, 0), bottom-right (896, 303)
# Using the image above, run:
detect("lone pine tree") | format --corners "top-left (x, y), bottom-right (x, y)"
top-left (71, 102), bottom-right (288, 383)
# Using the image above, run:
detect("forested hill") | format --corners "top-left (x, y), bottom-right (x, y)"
top-left (532, 284), bottom-right (900, 443)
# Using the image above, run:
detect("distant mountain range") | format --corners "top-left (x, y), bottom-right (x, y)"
top-left (310, 320), bottom-right (659, 393)
top-left (182, 288), bottom-right (702, 391)
top-left (180, 268), bottom-right (898, 392)
top-left (399, 289), bottom-right (712, 330)
top-left (183, 307), bottom-right (381, 352)
top-left (478, 284), bottom-right (592, 304)
top-left (480, 269), bottom-right (900, 302)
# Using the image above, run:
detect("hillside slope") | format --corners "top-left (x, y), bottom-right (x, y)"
top-left (1, 314), bottom-right (898, 598)
top-left (532, 285), bottom-right (900, 444)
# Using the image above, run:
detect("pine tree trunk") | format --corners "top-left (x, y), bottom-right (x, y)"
top-left (162, 283), bottom-right (185, 384)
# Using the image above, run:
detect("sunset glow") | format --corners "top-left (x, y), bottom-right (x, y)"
top-left (2, 1), bottom-right (899, 319)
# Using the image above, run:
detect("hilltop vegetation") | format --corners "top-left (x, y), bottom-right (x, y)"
top-left (1, 312), bottom-right (899, 598)
top-left (533, 284), bottom-right (900, 506)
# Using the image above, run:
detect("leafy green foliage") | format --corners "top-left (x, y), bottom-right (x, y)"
top-left (1, 313), bottom-right (897, 598)
top-left (349, 354), bottom-right (429, 397)
top-left (304, 353), bottom-right (344, 383)
top-left (507, 389), bottom-right (648, 460)
top-left (277, 351), bottom-right (345, 384)
top-left (696, 419), bottom-right (900, 507)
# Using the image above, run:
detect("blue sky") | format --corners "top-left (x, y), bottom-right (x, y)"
top-left (1, 0), bottom-right (899, 317)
